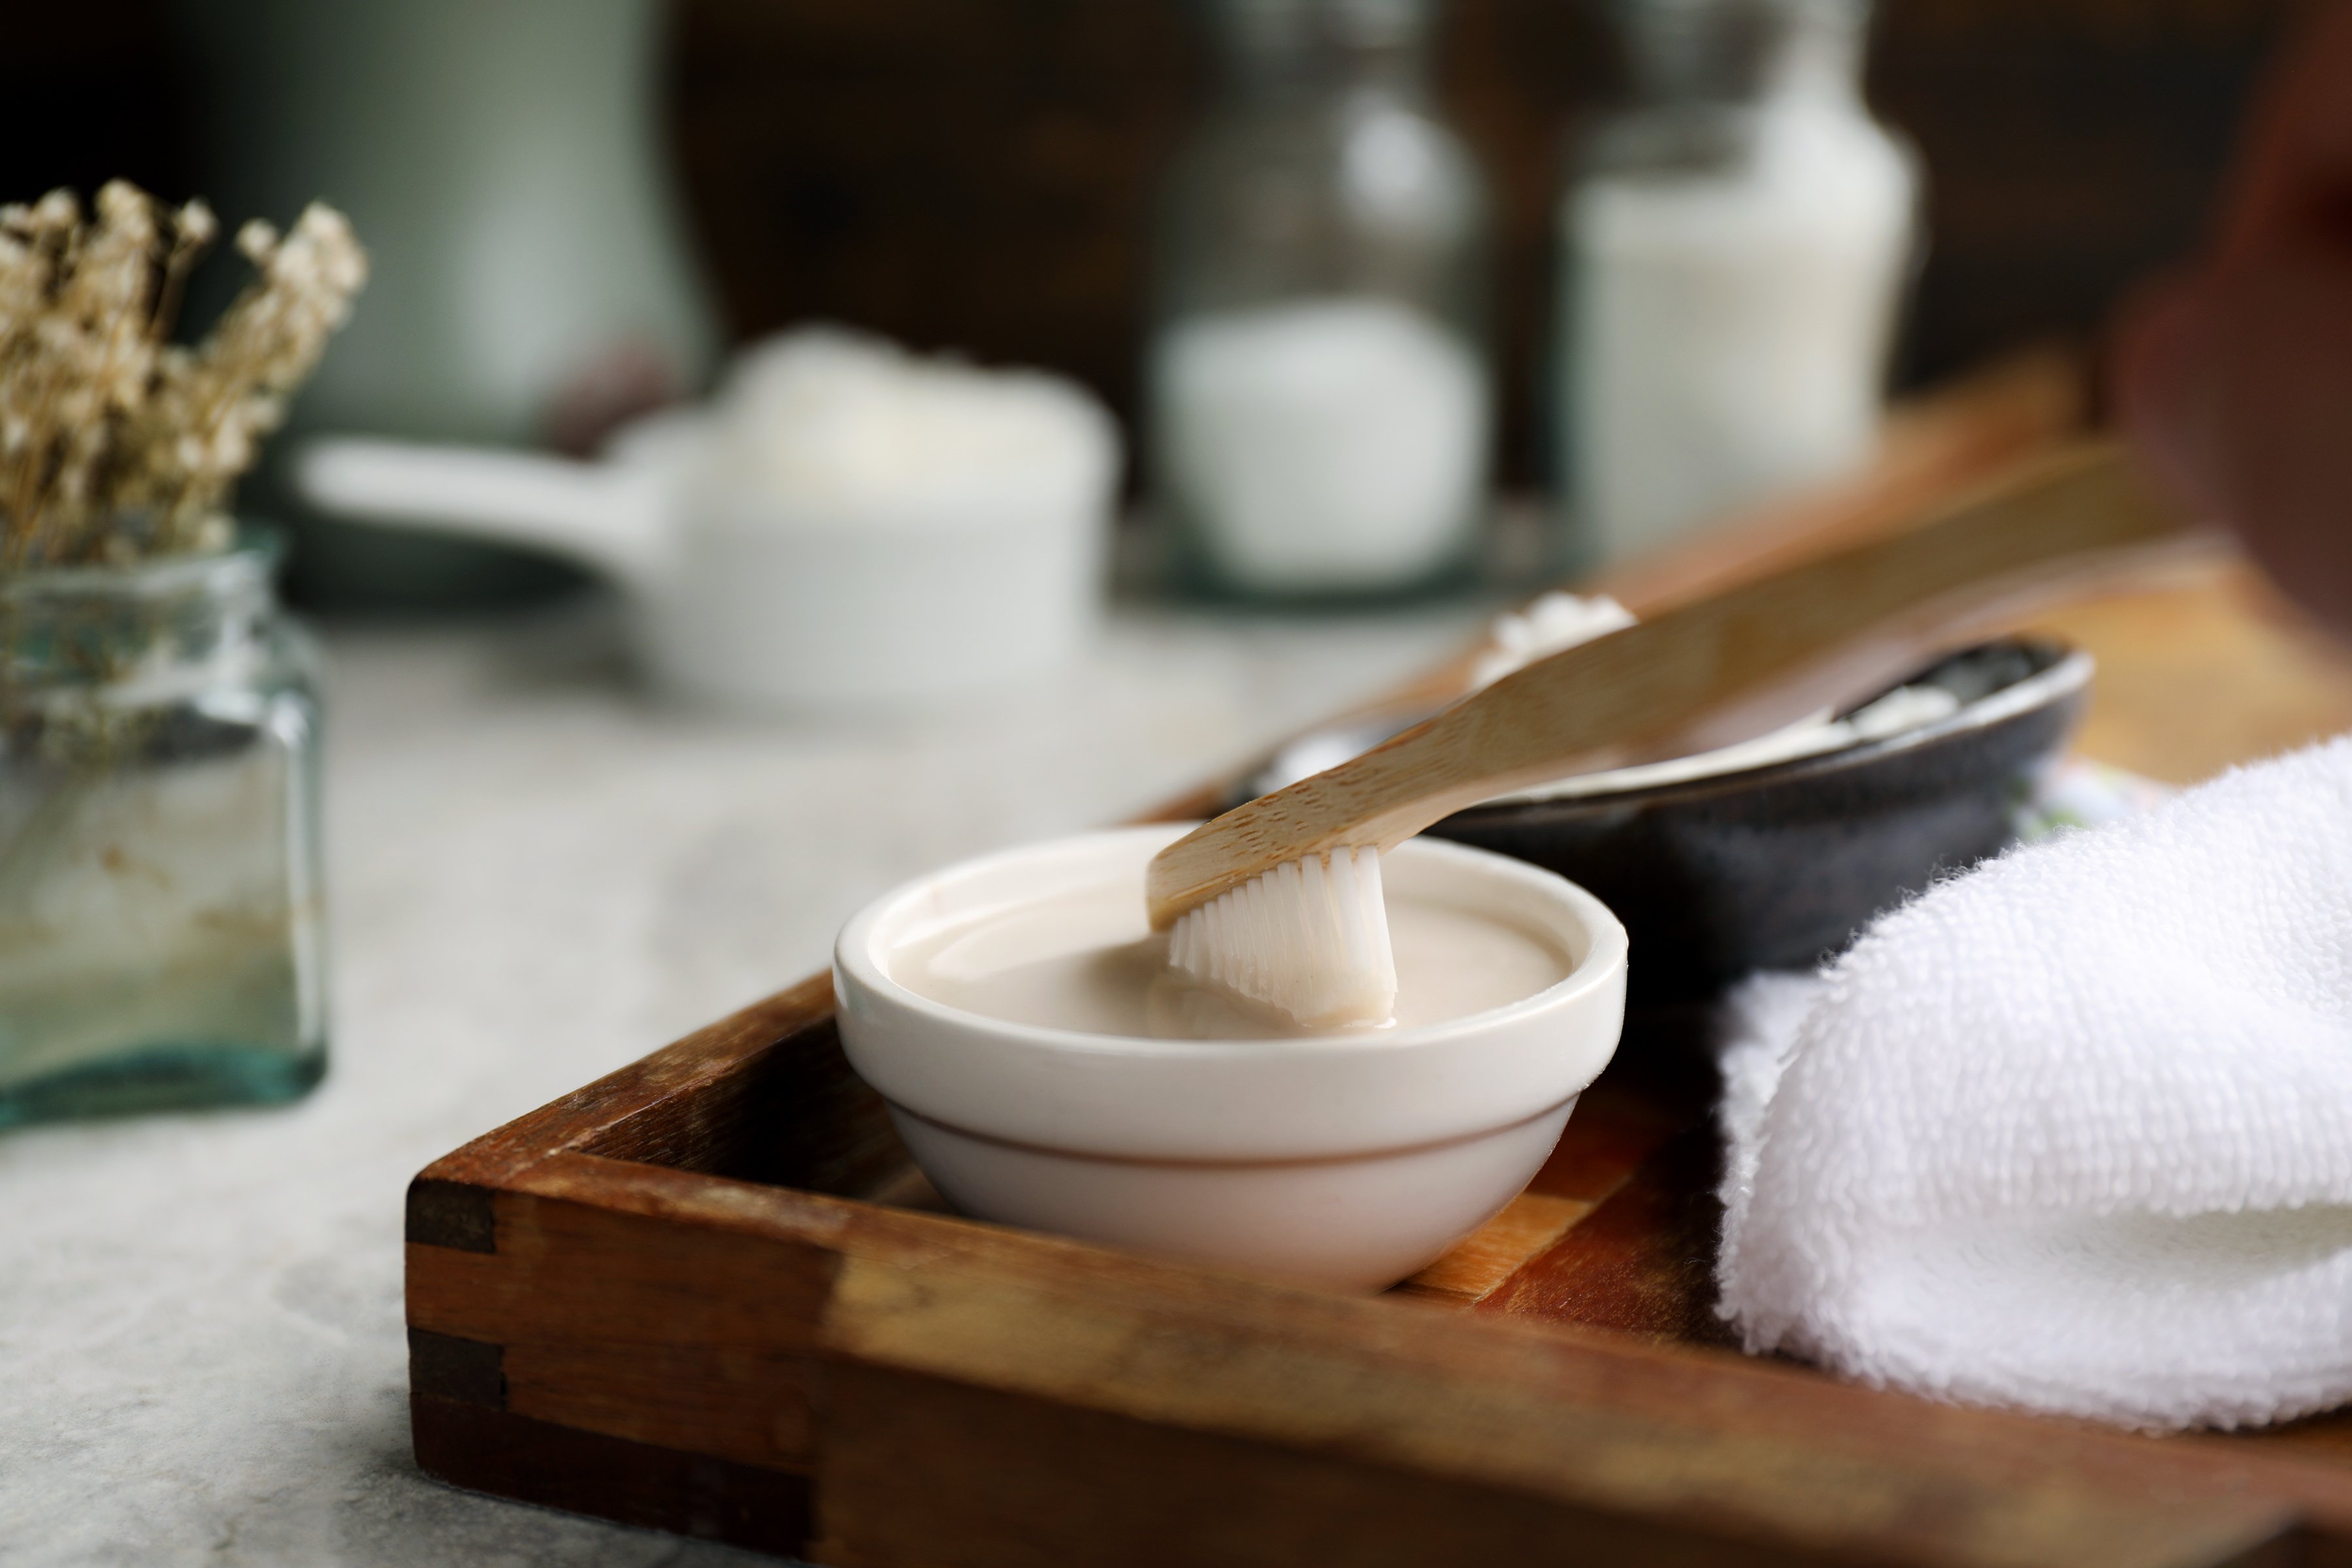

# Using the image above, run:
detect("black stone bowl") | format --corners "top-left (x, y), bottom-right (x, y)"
top-left (1237, 638), bottom-right (2092, 1006)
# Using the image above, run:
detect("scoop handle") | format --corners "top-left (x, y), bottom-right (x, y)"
top-left (293, 436), bottom-right (666, 583)
top-left (1147, 441), bottom-right (2195, 928)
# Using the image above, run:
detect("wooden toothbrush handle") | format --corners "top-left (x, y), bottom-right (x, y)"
top-left (1146, 442), bottom-right (2193, 928)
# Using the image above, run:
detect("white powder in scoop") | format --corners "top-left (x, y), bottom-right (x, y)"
top-left (702, 327), bottom-right (1117, 514)
top-left (1565, 103), bottom-right (1916, 560)
top-left (1152, 297), bottom-right (1489, 591)
top-left (1469, 591), bottom-right (1639, 689)
top-left (895, 875), bottom-right (1569, 1040)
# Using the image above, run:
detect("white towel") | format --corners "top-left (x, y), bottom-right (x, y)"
top-left (1716, 736), bottom-right (2352, 1431)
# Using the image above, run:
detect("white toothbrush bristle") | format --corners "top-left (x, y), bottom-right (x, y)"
top-left (1166, 846), bottom-right (1397, 1028)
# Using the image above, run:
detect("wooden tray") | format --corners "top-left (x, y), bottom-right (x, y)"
top-left (404, 360), bottom-right (2352, 1565)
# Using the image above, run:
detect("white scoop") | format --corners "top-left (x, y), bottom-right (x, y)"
top-left (295, 329), bottom-right (1121, 714)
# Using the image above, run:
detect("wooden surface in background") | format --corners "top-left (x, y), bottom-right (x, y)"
top-left (2036, 562), bottom-right (2352, 785)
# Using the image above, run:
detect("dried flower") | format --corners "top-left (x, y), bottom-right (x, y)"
top-left (0, 180), bottom-right (367, 572)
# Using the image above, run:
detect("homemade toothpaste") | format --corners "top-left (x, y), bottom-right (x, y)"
top-left (894, 875), bottom-right (1570, 1041)
top-left (704, 326), bottom-right (1113, 511)
top-left (834, 827), bottom-right (1627, 1289)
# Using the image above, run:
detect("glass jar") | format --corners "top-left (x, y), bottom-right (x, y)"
top-left (0, 538), bottom-right (327, 1126)
top-left (1556, 0), bottom-right (1919, 564)
top-left (1150, 0), bottom-right (1494, 599)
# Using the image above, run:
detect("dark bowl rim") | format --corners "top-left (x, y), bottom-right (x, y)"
top-left (1443, 634), bottom-right (2095, 825)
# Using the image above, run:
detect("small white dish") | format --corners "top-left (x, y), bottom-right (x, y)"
top-left (292, 337), bottom-right (1119, 716)
top-left (832, 824), bottom-right (1627, 1292)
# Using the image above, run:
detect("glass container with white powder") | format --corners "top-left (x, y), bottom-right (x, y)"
top-left (1557, 0), bottom-right (1918, 564)
top-left (1150, 0), bottom-right (1493, 599)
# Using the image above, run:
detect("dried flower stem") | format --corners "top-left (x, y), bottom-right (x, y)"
top-left (0, 180), bottom-right (365, 572)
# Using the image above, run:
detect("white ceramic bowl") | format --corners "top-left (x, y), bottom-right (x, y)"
top-left (832, 825), bottom-right (1627, 1292)
top-left (292, 381), bottom-right (1119, 715)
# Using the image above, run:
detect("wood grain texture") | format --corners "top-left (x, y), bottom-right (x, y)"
top-left (580, 1009), bottom-right (906, 1198)
top-left (1147, 441), bottom-right (2185, 924)
top-left (1476, 1122), bottom-right (1733, 1344)
top-left (406, 1053), bottom-right (2352, 1564)
top-left (420, 1145), bottom-right (2352, 1562)
top-left (810, 1364), bottom-right (1874, 1568)
top-left (414, 976), bottom-right (838, 1190)
top-left (808, 1218), bottom-right (2352, 1566)
top-left (414, 973), bottom-right (912, 1203)
top-left (1394, 1191), bottom-right (1593, 1304)
top-left (408, 1181), bottom-right (838, 1471)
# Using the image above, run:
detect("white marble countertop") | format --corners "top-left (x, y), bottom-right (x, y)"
top-left (1, 593), bottom-right (1485, 1566)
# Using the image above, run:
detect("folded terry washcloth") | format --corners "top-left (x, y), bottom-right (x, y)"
top-left (1716, 736), bottom-right (2352, 1431)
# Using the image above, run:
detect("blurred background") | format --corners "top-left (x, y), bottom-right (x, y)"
top-left (5, 8), bottom-right (2340, 1558)
top-left (5, 0), bottom-right (2297, 615)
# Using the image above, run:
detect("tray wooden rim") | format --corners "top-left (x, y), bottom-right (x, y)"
top-left (406, 979), bottom-right (2352, 1566)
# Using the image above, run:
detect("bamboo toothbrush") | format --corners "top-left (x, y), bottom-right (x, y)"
top-left (1151, 442), bottom-right (2195, 1028)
